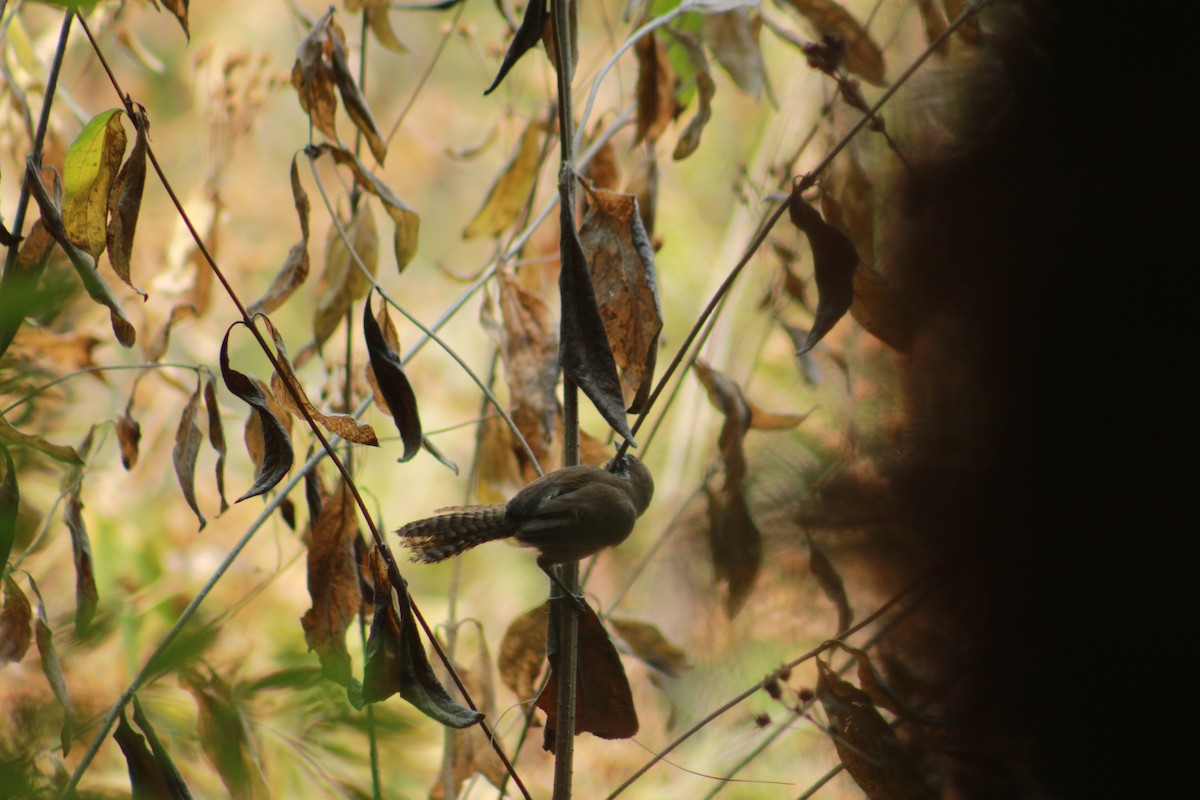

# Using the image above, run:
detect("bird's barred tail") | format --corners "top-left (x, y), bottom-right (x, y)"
top-left (397, 505), bottom-right (509, 563)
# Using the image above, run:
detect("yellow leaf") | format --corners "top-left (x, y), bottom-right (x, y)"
top-left (463, 119), bottom-right (545, 239)
top-left (63, 110), bottom-right (127, 258)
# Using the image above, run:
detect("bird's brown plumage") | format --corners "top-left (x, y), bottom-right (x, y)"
top-left (397, 455), bottom-right (653, 566)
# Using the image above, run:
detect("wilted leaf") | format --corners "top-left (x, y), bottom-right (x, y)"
top-left (360, 548), bottom-right (484, 728)
top-left (329, 28), bottom-right (387, 164)
top-left (247, 155), bottom-right (311, 317)
top-left (115, 701), bottom-right (195, 800)
top-left (63, 109), bottom-right (127, 258)
top-left (34, 593), bottom-right (74, 754)
top-left (498, 602), bottom-right (548, 701)
top-left (144, 304), bottom-right (196, 363)
top-left (484, 0), bottom-right (548, 95)
top-left (51, 428), bottom-right (98, 636)
top-left (693, 360), bottom-right (751, 482)
top-left (670, 29), bottom-right (716, 160)
top-left (315, 144), bottom-right (420, 273)
top-left (634, 31), bottom-right (675, 145)
top-left (115, 411), bottom-right (142, 470)
top-left (180, 668), bottom-right (270, 800)
top-left (363, 294), bottom-right (421, 461)
top-left (25, 160), bottom-right (137, 347)
top-left (173, 383), bottom-right (206, 531)
top-left (558, 197), bottom-right (635, 444)
top-left (220, 325), bottom-right (294, 501)
top-left (291, 18), bottom-right (340, 140)
top-left (625, 148), bottom-right (659, 237)
top-left (789, 190), bottom-right (858, 354)
top-left (463, 118), bottom-right (546, 239)
top-left (160, 0), bottom-right (189, 39)
top-left (0, 416), bottom-right (82, 465)
top-left (609, 617), bottom-right (689, 676)
top-left (204, 376), bottom-right (229, 513)
top-left (475, 415), bottom-right (526, 505)
top-left (781, 0), bottom-right (886, 85)
top-left (262, 317), bottom-right (379, 445)
top-left (315, 202), bottom-right (379, 347)
top-left (106, 107), bottom-right (149, 298)
top-left (1, 445), bottom-right (19, 568)
top-left (703, 477), bottom-right (761, 616)
top-left (850, 264), bottom-right (912, 351)
top-left (577, 183), bottom-right (663, 412)
top-left (586, 127), bottom-right (620, 189)
top-left (493, 268), bottom-right (558, 448)
top-left (815, 659), bottom-right (933, 800)
top-left (538, 601), bottom-right (638, 750)
top-left (807, 531), bottom-right (852, 633)
top-left (301, 480), bottom-right (361, 686)
top-left (701, 8), bottom-right (765, 98)
top-left (364, 2), bottom-right (407, 53)
top-left (0, 575), bottom-right (32, 664)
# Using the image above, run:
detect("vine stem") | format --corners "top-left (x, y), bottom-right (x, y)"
top-left (551, 0), bottom-right (581, 795)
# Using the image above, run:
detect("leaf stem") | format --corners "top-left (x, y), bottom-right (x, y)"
top-left (1, 362), bottom-right (201, 416)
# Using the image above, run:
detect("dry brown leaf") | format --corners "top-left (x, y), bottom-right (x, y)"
top-left (577, 183), bottom-right (663, 412)
top-left (329, 27), bottom-right (388, 164)
top-left (789, 190), bottom-right (859, 354)
top-left (701, 8), bottom-right (765, 98)
top-left (497, 602), bottom-right (549, 702)
top-left (144, 304), bottom-right (197, 363)
top-left (0, 575), bottom-right (32, 664)
top-left (223, 326), bottom-right (294, 502)
top-left (315, 144), bottom-right (420, 272)
top-left (204, 375), bottom-right (229, 513)
top-left (301, 479), bottom-right (361, 685)
top-left (537, 601), bottom-right (638, 750)
top-left (106, 107), bottom-right (149, 298)
top-left (363, 295), bottom-right (422, 461)
top-left (247, 154), bottom-right (311, 317)
top-left (781, 0), bottom-right (886, 85)
top-left (0, 416), bottom-right (82, 465)
top-left (807, 531), bottom-right (852, 633)
top-left (263, 317), bottom-right (378, 445)
top-left (483, 0), bottom-right (549, 95)
top-left (116, 411), bottom-right (141, 470)
top-left (35, 595), bottom-right (74, 754)
top-left (475, 415), bottom-right (525, 506)
top-left (315, 202), bottom-right (378, 347)
top-left (495, 268), bottom-right (558, 451)
top-left (816, 659), bottom-right (933, 800)
top-left (64, 487), bottom-right (98, 632)
top-left (586, 126), bottom-right (621, 189)
top-left (609, 617), bottom-right (689, 676)
top-left (291, 18), bottom-right (340, 140)
top-left (359, 548), bottom-right (483, 727)
top-left (173, 383), bottom-right (206, 530)
top-left (160, 0), bottom-right (189, 38)
top-left (365, 3), bottom-right (408, 53)
top-left (670, 29), bottom-right (716, 161)
top-left (634, 31), bottom-right (675, 145)
top-left (463, 118), bottom-right (546, 239)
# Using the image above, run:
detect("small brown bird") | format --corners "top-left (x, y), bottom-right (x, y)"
top-left (397, 454), bottom-right (653, 571)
